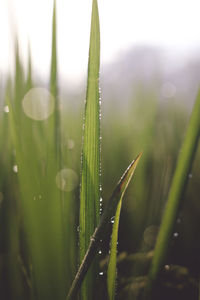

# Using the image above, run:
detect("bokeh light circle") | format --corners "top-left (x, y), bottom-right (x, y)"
top-left (22, 87), bottom-right (55, 120)
top-left (55, 168), bottom-right (78, 192)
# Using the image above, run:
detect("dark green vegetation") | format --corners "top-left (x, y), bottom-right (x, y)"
top-left (0, 0), bottom-right (200, 299)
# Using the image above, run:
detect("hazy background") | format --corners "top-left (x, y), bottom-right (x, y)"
top-left (1, 0), bottom-right (200, 84)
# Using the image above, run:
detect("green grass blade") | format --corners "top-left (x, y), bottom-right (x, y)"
top-left (50, 1), bottom-right (76, 289)
top-left (148, 89), bottom-right (200, 288)
top-left (67, 153), bottom-right (142, 300)
top-left (107, 152), bottom-right (142, 300)
top-left (7, 30), bottom-right (66, 300)
top-left (26, 44), bottom-right (33, 90)
top-left (79, 0), bottom-right (100, 299)
top-left (50, 0), bottom-right (61, 160)
top-left (50, 0), bottom-right (58, 98)
top-left (107, 198), bottom-right (122, 300)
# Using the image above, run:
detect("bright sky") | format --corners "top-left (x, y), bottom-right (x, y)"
top-left (1, 0), bottom-right (200, 83)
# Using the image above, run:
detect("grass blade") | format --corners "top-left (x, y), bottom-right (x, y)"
top-left (148, 89), bottom-right (200, 291)
top-left (26, 44), bottom-right (33, 90)
top-left (50, 0), bottom-right (58, 99)
top-left (67, 152), bottom-right (142, 300)
top-left (50, 0), bottom-right (61, 160)
top-left (107, 197), bottom-right (122, 300)
top-left (79, 0), bottom-right (100, 299)
top-left (7, 26), bottom-right (66, 300)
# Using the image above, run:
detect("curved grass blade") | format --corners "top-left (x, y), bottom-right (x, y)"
top-left (107, 197), bottom-right (122, 300)
top-left (147, 89), bottom-right (200, 293)
top-left (79, 0), bottom-right (101, 299)
top-left (66, 153), bottom-right (142, 300)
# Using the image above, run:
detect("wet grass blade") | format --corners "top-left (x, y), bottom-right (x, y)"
top-left (107, 198), bottom-right (122, 300)
top-left (148, 89), bottom-right (200, 291)
top-left (79, 0), bottom-right (100, 299)
top-left (67, 153), bottom-right (142, 300)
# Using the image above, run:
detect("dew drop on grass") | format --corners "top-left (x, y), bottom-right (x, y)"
top-left (111, 216), bottom-right (115, 224)
top-left (4, 105), bottom-right (9, 113)
top-left (98, 250), bottom-right (102, 254)
top-left (22, 88), bottom-right (55, 121)
top-left (99, 272), bottom-right (104, 276)
top-left (56, 168), bottom-right (78, 192)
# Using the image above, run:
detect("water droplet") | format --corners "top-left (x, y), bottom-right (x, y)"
top-left (55, 168), bottom-right (78, 192)
top-left (100, 197), bottom-right (103, 202)
top-left (99, 272), bottom-right (103, 276)
top-left (77, 226), bottom-right (80, 232)
top-left (13, 165), bottom-right (18, 173)
top-left (4, 105), bottom-right (9, 113)
top-left (188, 173), bottom-right (193, 179)
top-left (22, 87), bottom-right (55, 121)
top-left (98, 250), bottom-right (102, 254)
top-left (173, 232), bottom-right (179, 238)
top-left (111, 217), bottom-right (115, 224)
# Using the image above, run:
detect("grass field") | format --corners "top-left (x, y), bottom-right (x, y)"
top-left (0, 1), bottom-right (200, 299)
